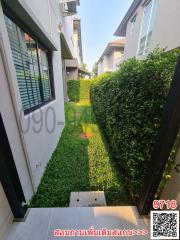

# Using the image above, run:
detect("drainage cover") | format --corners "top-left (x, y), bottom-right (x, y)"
top-left (69, 191), bottom-right (107, 207)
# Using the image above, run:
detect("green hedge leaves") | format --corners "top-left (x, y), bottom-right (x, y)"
top-left (67, 80), bottom-right (92, 102)
top-left (90, 48), bottom-right (180, 197)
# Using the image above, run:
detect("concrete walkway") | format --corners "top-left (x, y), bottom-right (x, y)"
top-left (4, 206), bottom-right (150, 240)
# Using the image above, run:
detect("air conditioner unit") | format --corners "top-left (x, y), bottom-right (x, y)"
top-left (60, 0), bottom-right (79, 17)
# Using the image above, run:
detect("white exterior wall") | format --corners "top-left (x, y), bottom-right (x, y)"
top-left (15, 0), bottom-right (65, 189)
top-left (0, 2), bottom-right (34, 233)
top-left (150, 0), bottom-right (180, 51)
top-left (113, 51), bottom-right (123, 70)
top-left (98, 60), bottom-right (103, 75)
top-left (102, 55), bottom-right (111, 73)
top-left (97, 50), bottom-right (123, 75)
top-left (73, 30), bottom-right (81, 65)
top-left (123, 0), bottom-right (180, 60)
top-left (61, 15), bottom-right (75, 56)
top-left (107, 53), bottom-right (114, 70)
top-left (123, 4), bottom-right (143, 60)
top-left (0, 184), bottom-right (13, 238)
top-left (98, 55), bottom-right (113, 75)
top-left (0, 0), bottom-right (68, 237)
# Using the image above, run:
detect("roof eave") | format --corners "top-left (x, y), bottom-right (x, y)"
top-left (97, 43), bottom-right (111, 64)
top-left (60, 33), bottom-right (73, 59)
top-left (97, 43), bottom-right (125, 64)
top-left (114, 24), bottom-right (127, 36)
top-left (114, 0), bottom-right (142, 36)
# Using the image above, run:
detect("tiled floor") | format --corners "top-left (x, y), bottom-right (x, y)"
top-left (4, 207), bottom-right (150, 240)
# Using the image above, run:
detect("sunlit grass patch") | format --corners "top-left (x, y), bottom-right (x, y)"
top-left (75, 100), bottom-right (91, 106)
top-left (30, 102), bottom-right (131, 207)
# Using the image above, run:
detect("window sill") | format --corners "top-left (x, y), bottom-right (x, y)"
top-left (24, 98), bottom-right (55, 115)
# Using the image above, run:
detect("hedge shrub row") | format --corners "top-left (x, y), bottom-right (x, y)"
top-left (90, 48), bottom-right (180, 197)
top-left (67, 80), bottom-right (92, 102)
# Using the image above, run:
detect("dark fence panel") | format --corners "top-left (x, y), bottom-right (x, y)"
top-left (137, 56), bottom-right (180, 214)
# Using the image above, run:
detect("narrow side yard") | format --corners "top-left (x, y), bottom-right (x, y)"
top-left (31, 101), bottom-right (130, 207)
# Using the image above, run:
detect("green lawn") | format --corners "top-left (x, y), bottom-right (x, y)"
top-left (30, 101), bottom-right (131, 207)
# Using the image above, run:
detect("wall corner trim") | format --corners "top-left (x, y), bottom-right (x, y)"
top-left (2, 0), bottom-right (58, 51)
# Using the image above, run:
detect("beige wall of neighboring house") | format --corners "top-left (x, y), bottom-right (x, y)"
top-left (113, 51), bottom-right (123, 68)
top-left (73, 18), bottom-right (83, 66)
top-left (122, 4), bottom-right (143, 60)
top-left (0, 0), bottom-right (76, 238)
top-left (65, 17), bottom-right (84, 84)
top-left (65, 58), bottom-right (79, 81)
top-left (115, 0), bottom-right (180, 60)
top-left (98, 51), bottom-right (124, 75)
top-left (61, 15), bottom-right (75, 56)
top-left (99, 55), bottom-right (113, 74)
top-left (60, 3), bottom-right (81, 101)
top-left (66, 69), bottom-right (78, 80)
top-left (150, 0), bottom-right (180, 51)
top-left (97, 38), bottom-right (125, 75)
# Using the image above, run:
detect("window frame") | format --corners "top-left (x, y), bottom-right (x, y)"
top-left (138, 0), bottom-right (157, 56)
top-left (130, 14), bottom-right (137, 35)
top-left (3, 9), bottom-right (55, 115)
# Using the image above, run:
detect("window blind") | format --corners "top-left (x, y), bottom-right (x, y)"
top-left (4, 15), bottom-right (53, 113)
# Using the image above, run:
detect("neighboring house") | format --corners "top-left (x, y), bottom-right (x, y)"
top-left (97, 38), bottom-right (125, 75)
top-left (0, 0), bottom-right (77, 238)
top-left (61, 12), bottom-right (90, 100)
top-left (73, 17), bottom-right (83, 67)
top-left (59, 1), bottom-right (82, 100)
top-left (114, 0), bottom-right (180, 210)
top-left (114, 0), bottom-right (180, 60)
top-left (65, 17), bottom-right (88, 81)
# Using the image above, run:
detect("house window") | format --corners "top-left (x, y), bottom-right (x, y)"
top-left (138, 0), bottom-right (158, 55)
top-left (4, 15), bottom-right (54, 114)
top-left (131, 15), bottom-right (136, 34)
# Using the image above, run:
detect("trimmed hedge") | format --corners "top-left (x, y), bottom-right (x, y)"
top-left (67, 80), bottom-right (92, 102)
top-left (90, 48), bottom-right (180, 197)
